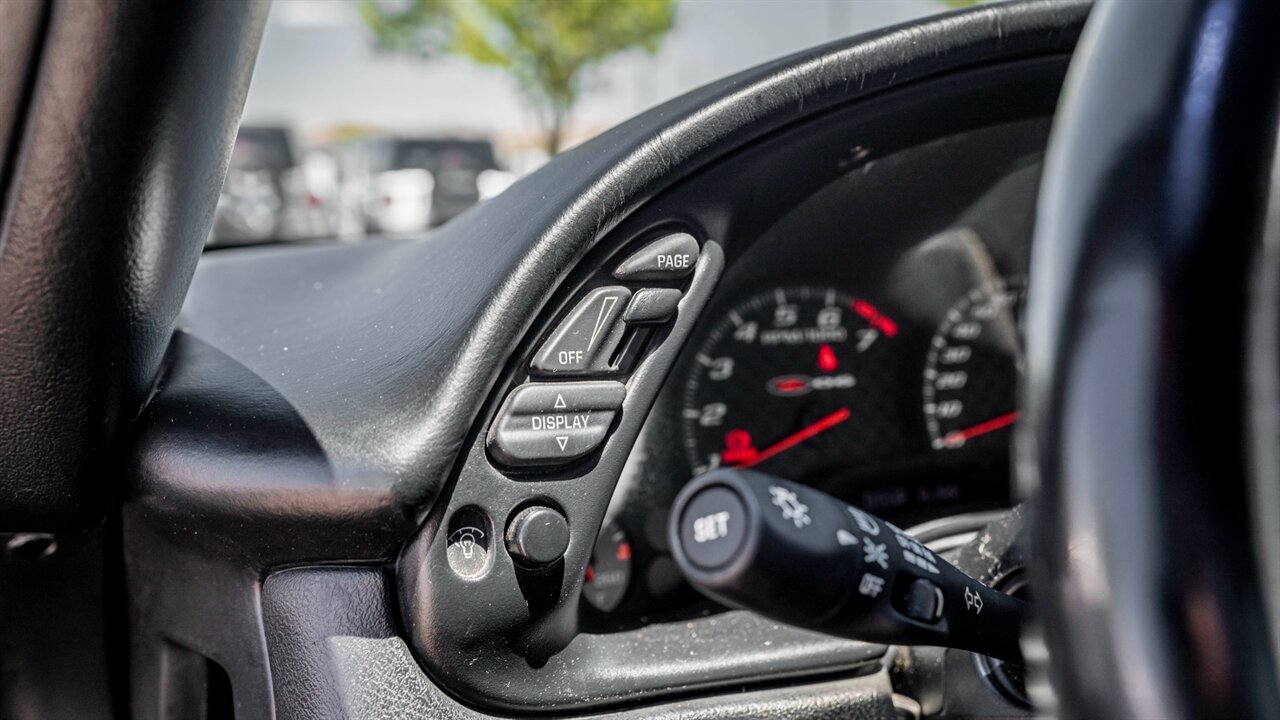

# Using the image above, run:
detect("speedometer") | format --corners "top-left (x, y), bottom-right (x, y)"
top-left (681, 286), bottom-right (901, 478)
top-left (922, 277), bottom-right (1026, 451)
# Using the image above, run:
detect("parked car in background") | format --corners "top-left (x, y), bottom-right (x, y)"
top-left (279, 150), bottom-right (343, 241)
top-left (365, 167), bottom-right (435, 235)
top-left (407, 138), bottom-right (500, 226)
top-left (210, 126), bottom-right (339, 248)
top-left (209, 126), bottom-right (294, 247)
top-left (328, 136), bottom-right (504, 236)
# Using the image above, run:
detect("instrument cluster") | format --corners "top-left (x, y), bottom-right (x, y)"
top-left (666, 149), bottom-right (1042, 527)
top-left (679, 272), bottom-right (1025, 519)
top-left (582, 122), bottom-right (1047, 622)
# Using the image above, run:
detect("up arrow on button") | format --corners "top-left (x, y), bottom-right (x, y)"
top-left (554, 393), bottom-right (567, 409)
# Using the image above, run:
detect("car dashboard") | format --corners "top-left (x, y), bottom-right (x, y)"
top-left (585, 117), bottom-right (1048, 626)
top-left (125, 22), bottom-right (1082, 715)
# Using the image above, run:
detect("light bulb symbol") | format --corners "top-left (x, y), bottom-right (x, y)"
top-left (448, 526), bottom-right (485, 561)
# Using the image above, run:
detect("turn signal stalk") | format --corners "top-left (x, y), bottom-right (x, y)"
top-left (668, 468), bottom-right (1026, 661)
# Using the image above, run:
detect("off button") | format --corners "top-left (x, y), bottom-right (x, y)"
top-left (531, 286), bottom-right (632, 376)
top-left (487, 381), bottom-right (626, 467)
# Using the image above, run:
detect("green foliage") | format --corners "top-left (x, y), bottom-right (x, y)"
top-left (357, 0), bottom-right (453, 55)
top-left (359, 0), bottom-right (678, 154)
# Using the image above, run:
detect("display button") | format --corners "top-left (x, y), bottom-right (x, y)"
top-left (678, 485), bottom-right (749, 570)
top-left (623, 288), bottom-right (682, 324)
top-left (531, 286), bottom-right (632, 376)
top-left (612, 233), bottom-right (699, 282)
top-left (487, 381), bottom-right (626, 466)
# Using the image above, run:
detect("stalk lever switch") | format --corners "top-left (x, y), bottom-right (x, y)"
top-left (668, 468), bottom-right (1025, 661)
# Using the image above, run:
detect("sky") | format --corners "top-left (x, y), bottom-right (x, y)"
top-left (242, 0), bottom-right (953, 153)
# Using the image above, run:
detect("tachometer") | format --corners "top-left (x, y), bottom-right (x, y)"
top-left (682, 286), bottom-right (900, 478)
top-left (922, 277), bottom-right (1026, 451)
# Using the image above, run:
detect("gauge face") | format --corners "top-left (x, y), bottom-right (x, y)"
top-left (923, 277), bottom-right (1026, 451)
top-left (682, 285), bottom-right (900, 478)
top-left (582, 522), bottom-right (632, 613)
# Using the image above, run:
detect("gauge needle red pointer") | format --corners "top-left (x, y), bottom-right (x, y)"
top-left (943, 411), bottom-right (1021, 447)
top-left (735, 407), bottom-right (851, 468)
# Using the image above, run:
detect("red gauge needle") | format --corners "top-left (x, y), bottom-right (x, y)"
top-left (735, 407), bottom-right (851, 468)
top-left (943, 410), bottom-right (1021, 448)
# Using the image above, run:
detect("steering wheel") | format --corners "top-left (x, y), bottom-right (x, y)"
top-left (1029, 0), bottom-right (1280, 716)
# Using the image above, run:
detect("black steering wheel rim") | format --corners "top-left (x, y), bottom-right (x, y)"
top-left (1028, 0), bottom-right (1280, 716)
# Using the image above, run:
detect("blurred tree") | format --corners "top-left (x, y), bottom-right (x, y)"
top-left (359, 0), bottom-right (677, 155)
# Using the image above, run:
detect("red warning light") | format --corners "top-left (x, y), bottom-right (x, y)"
top-left (852, 299), bottom-right (899, 337)
top-left (615, 543), bottom-right (632, 562)
top-left (722, 429), bottom-right (759, 465)
top-left (817, 343), bottom-right (838, 373)
top-left (585, 564), bottom-right (595, 583)
top-left (770, 377), bottom-right (809, 395)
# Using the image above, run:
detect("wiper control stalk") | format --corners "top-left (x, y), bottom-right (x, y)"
top-left (668, 468), bottom-right (1026, 661)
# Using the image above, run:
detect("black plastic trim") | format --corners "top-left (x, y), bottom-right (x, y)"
top-left (263, 567), bottom-right (898, 720)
